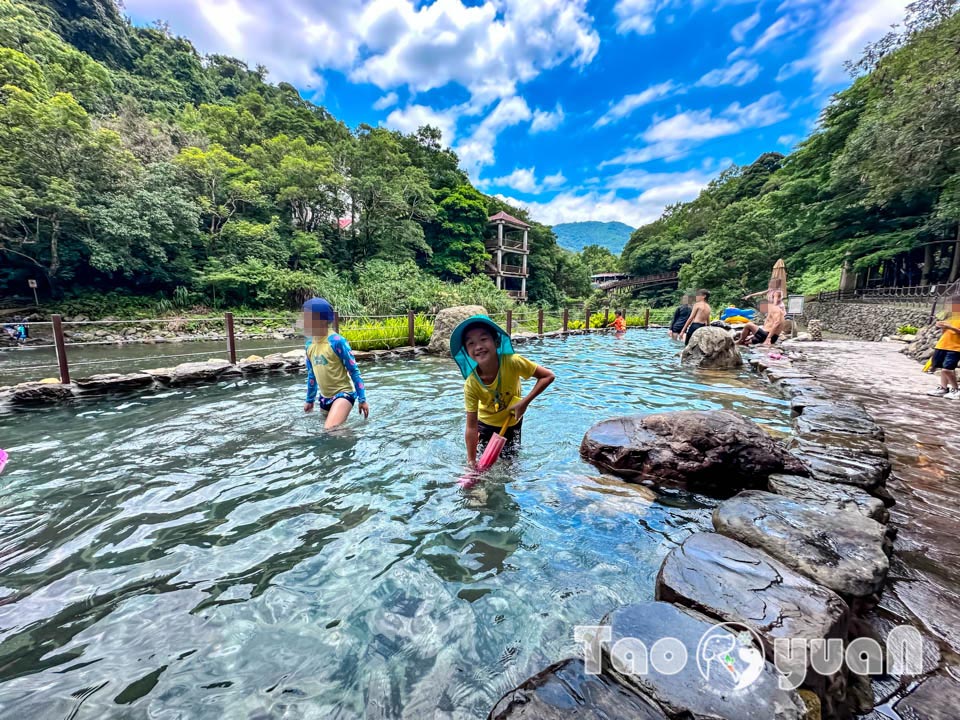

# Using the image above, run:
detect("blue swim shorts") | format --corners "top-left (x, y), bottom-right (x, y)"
top-left (318, 391), bottom-right (357, 411)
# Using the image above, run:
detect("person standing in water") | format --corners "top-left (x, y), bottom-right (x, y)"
top-left (449, 315), bottom-right (555, 467)
top-left (612, 310), bottom-right (627, 333)
top-left (302, 297), bottom-right (370, 428)
top-left (669, 295), bottom-right (692, 340)
top-left (679, 289), bottom-right (711, 346)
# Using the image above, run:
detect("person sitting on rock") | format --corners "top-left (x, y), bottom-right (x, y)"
top-left (301, 297), bottom-right (370, 428)
top-left (738, 292), bottom-right (785, 347)
top-left (450, 315), bottom-right (555, 467)
top-left (669, 294), bottom-right (692, 340)
top-left (927, 295), bottom-right (960, 399)
top-left (679, 289), bottom-right (711, 346)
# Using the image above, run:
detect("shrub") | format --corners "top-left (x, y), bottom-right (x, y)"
top-left (897, 324), bottom-right (919, 335)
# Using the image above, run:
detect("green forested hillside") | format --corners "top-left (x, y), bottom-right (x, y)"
top-left (553, 221), bottom-right (634, 254)
top-left (622, 0), bottom-right (960, 305)
top-left (0, 0), bottom-right (591, 312)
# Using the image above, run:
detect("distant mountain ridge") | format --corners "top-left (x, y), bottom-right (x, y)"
top-left (553, 221), bottom-right (635, 255)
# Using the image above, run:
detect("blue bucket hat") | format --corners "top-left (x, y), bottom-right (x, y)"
top-left (302, 297), bottom-right (335, 322)
top-left (449, 315), bottom-right (514, 379)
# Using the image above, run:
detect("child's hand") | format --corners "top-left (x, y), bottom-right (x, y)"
top-left (936, 321), bottom-right (947, 329)
top-left (357, 401), bottom-right (370, 419)
top-left (304, 402), bottom-right (314, 412)
top-left (508, 400), bottom-right (528, 420)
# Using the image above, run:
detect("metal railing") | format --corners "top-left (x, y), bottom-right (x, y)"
top-left (812, 280), bottom-right (959, 318)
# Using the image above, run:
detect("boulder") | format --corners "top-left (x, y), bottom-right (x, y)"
top-left (680, 326), bottom-right (743, 368)
top-left (713, 490), bottom-right (889, 599)
top-left (74, 373), bottom-right (155, 393)
top-left (168, 359), bottom-right (233, 385)
top-left (656, 532), bottom-right (850, 716)
top-left (768, 473), bottom-right (888, 523)
top-left (426, 305), bottom-right (487, 354)
top-left (144, 367), bottom-right (174, 383)
top-left (489, 658), bottom-right (669, 720)
top-left (600, 602), bottom-right (806, 720)
top-left (808, 320), bottom-right (823, 342)
top-left (893, 673), bottom-right (960, 720)
top-left (580, 410), bottom-right (807, 491)
top-left (9, 381), bottom-right (73, 404)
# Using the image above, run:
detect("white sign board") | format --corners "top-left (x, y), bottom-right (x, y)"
top-left (27, 279), bottom-right (37, 288)
top-left (787, 295), bottom-right (804, 315)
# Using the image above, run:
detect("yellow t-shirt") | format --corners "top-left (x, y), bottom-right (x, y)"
top-left (464, 353), bottom-right (538, 427)
top-left (935, 313), bottom-right (960, 352)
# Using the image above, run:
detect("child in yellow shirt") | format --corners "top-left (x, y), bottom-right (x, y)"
top-left (450, 315), bottom-right (555, 466)
top-left (928, 296), bottom-right (960, 399)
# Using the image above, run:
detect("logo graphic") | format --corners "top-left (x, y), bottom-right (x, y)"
top-left (696, 623), bottom-right (765, 691)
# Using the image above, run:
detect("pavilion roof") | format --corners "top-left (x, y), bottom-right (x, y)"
top-left (487, 211), bottom-right (530, 229)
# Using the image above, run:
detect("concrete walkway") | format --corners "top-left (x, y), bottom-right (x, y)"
top-left (786, 340), bottom-right (960, 715)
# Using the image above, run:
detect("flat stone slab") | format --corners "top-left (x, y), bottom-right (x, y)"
top-left (580, 410), bottom-right (807, 491)
top-left (489, 658), bottom-right (669, 720)
top-left (601, 602), bottom-right (806, 720)
top-left (713, 490), bottom-right (889, 599)
top-left (893, 673), bottom-right (960, 720)
top-left (776, 378), bottom-right (829, 398)
top-left (768, 474), bottom-right (888, 523)
top-left (168, 359), bottom-right (233, 386)
top-left (788, 434), bottom-right (889, 461)
top-left (794, 403), bottom-right (884, 441)
top-left (9, 382), bottom-right (74, 404)
top-left (789, 445), bottom-right (889, 491)
top-left (74, 372), bottom-right (155, 392)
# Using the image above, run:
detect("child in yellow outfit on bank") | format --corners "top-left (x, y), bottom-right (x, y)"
top-left (449, 315), bottom-right (555, 466)
top-left (927, 295), bottom-right (960, 399)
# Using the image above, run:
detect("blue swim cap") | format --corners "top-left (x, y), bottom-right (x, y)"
top-left (302, 297), bottom-right (334, 322)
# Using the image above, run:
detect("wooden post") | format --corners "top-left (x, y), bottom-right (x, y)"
top-left (537, 308), bottom-right (544, 335)
top-left (408, 310), bottom-right (415, 347)
top-left (225, 312), bottom-right (237, 364)
top-left (585, 309), bottom-right (591, 331)
top-left (333, 311), bottom-right (340, 333)
top-left (644, 308), bottom-right (650, 329)
top-left (562, 308), bottom-right (569, 333)
top-left (52, 314), bottom-right (70, 384)
top-left (604, 307), bottom-right (609, 327)
top-left (506, 309), bottom-right (513, 336)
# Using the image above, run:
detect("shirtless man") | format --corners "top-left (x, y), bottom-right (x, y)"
top-left (739, 293), bottom-right (784, 346)
top-left (679, 289), bottom-right (712, 346)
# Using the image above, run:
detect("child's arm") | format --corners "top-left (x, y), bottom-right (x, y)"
top-left (465, 412), bottom-right (479, 466)
top-left (679, 303), bottom-right (699, 336)
top-left (936, 321), bottom-right (960, 335)
top-left (509, 365), bottom-right (555, 419)
top-left (330, 334), bottom-right (369, 416)
top-left (304, 353), bottom-right (318, 412)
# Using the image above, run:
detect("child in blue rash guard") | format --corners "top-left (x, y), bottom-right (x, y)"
top-left (301, 298), bottom-right (370, 428)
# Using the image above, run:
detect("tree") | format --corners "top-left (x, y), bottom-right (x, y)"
top-left (580, 244), bottom-right (620, 273)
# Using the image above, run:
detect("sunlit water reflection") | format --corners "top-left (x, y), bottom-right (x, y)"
top-left (0, 332), bottom-right (789, 718)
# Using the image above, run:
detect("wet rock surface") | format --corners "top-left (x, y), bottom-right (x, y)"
top-left (168, 359), bottom-right (234, 385)
top-left (74, 372), bottom-right (155, 392)
top-left (788, 445), bottom-right (889, 492)
top-left (680, 326), bottom-right (743, 369)
top-left (488, 658), bottom-right (669, 720)
top-left (713, 490), bottom-right (889, 599)
top-left (580, 410), bottom-right (806, 490)
top-left (601, 602), bottom-right (806, 720)
top-left (893, 672), bottom-right (960, 720)
top-left (794, 403), bottom-right (885, 441)
top-left (768, 474), bottom-right (888, 523)
top-left (9, 381), bottom-right (74, 404)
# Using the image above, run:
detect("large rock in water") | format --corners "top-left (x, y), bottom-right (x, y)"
top-left (600, 602), bottom-right (806, 720)
top-left (489, 658), bottom-right (669, 720)
top-left (426, 304), bottom-right (486, 354)
top-left (9, 381), bottom-right (74, 404)
top-left (656, 532), bottom-right (850, 717)
top-left (713, 490), bottom-right (889, 599)
top-left (580, 410), bottom-right (807, 491)
top-left (74, 372), bottom-right (155, 393)
top-left (681, 325), bottom-right (743, 368)
top-left (768, 473), bottom-right (888, 523)
top-left (168, 359), bottom-right (233, 385)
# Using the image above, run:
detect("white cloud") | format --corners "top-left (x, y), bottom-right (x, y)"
top-left (731, 11), bottom-right (761, 42)
top-left (777, 134), bottom-right (799, 146)
top-left (594, 81), bottom-right (680, 128)
top-left (543, 171), bottom-right (566, 188)
top-left (530, 104), bottom-right (565, 133)
top-left (497, 170), bottom-right (713, 226)
top-left (697, 59), bottom-right (761, 87)
top-left (613, 0), bottom-right (660, 34)
top-left (384, 103), bottom-right (459, 143)
top-left (604, 167), bottom-right (714, 191)
top-left (124, 0), bottom-right (599, 107)
top-left (454, 95), bottom-right (532, 176)
top-left (643, 92), bottom-right (788, 143)
top-left (598, 141), bottom-right (688, 167)
top-left (373, 91), bottom-right (399, 110)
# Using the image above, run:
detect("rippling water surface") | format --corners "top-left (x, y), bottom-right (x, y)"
top-left (0, 332), bottom-right (789, 719)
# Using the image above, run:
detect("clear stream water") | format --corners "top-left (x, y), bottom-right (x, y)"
top-left (0, 332), bottom-right (789, 719)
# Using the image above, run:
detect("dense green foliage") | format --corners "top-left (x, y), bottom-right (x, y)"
top-left (554, 221), bottom-right (635, 254)
top-left (622, 0), bottom-right (960, 306)
top-left (0, 0), bottom-right (590, 311)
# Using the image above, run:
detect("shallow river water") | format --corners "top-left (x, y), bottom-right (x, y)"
top-left (0, 332), bottom-right (789, 719)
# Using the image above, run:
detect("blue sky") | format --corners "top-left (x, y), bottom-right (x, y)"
top-left (124, 0), bottom-right (911, 228)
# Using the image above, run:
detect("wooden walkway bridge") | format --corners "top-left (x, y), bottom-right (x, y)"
top-left (597, 272), bottom-right (679, 292)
